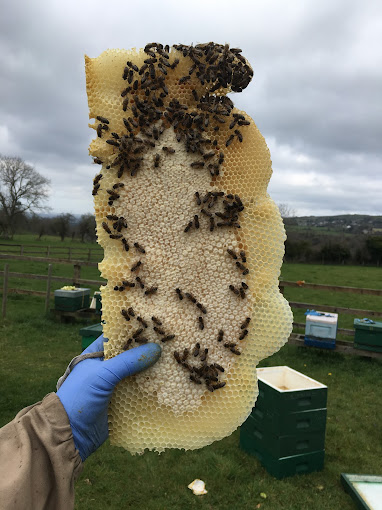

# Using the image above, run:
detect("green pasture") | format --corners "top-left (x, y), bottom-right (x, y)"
top-left (0, 293), bottom-right (381, 510)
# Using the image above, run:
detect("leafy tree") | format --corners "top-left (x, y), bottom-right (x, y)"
top-left (319, 242), bottom-right (351, 264)
top-left (78, 214), bottom-right (96, 242)
top-left (52, 213), bottom-right (74, 241)
top-left (366, 237), bottom-right (382, 265)
top-left (0, 155), bottom-right (50, 238)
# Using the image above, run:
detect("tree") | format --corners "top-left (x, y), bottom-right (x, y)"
top-left (52, 213), bottom-right (74, 241)
top-left (78, 214), bottom-right (96, 242)
top-left (0, 155), bottom-right (50, 238)
top-left (366, 236), bottom-right (382, 266)
top-left (278, 203), bottom-right (296, 219)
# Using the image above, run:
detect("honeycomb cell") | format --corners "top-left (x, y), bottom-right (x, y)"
top-left (86, 42), bottom-right (292, 454)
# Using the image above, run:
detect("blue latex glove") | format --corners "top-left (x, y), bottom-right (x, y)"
top-left (57, 334), bottom-right (161, 461)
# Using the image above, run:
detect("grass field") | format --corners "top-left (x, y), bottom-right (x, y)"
top-left (1, 236), bottom-right (382, 509)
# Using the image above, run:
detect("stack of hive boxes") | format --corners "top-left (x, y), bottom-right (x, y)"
top-left (304, 311), bottom-right (338, 350)
top-left (240, 366), bottom-right (327, 478)
top-left (354, 318), bottom-right (382, 353)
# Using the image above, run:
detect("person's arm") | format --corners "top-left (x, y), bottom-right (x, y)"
top-left (0, 336), bottom-right (161, 510)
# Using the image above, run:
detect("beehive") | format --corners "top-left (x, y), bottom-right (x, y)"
top-left (85, 42), bottom-right (293, 454)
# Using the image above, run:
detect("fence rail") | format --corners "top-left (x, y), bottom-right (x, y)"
top-left (0, 244), bottom-right (103, 261)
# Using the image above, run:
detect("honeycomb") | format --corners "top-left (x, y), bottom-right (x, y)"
top-left (85, 43), bottom-right (293, 454)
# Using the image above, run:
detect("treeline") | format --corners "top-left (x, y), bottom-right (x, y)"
top-left (2, 212), bottom-right (97, 243)
top-left (284, 230), bottom-right (382, 266)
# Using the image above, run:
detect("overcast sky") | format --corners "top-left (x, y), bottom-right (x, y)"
top-left (0, 0), bottom-right (381, 217)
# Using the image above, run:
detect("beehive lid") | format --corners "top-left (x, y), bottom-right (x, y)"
top-left (54, 288), bottom-right (90, 297)
top-left (354, 319), bottom-right (382, 331)
top-left (341, 474), bottom-right (382, 510)
top-left (79, 323), bottom-right (103, 336)
top-left (257, 366), bottom-right (327, 392)
top-left (306, 312), bottom-right (338, 325)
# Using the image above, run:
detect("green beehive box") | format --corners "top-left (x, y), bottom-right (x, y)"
top-left (240, 419), bottom-right (326, 458)
top-left (354, 319), bottom-right (382, 353)
top-left (79, 323), bottom-right (103, 350)
top-left (249, 407), bottom-right (327, 436)
top-left (94, 292), bottom-right (102, 312)
top-left (240, 434), bottom-right (325, 479)
top-left (54, 288), bottom-right (90, 312)
top-left (256, 366), bottom-right (328, 414)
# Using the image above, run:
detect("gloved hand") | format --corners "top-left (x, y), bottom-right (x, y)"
top-left (57, 334), bottom-right (161, 461)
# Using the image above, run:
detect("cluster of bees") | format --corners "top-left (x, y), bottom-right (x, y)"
top-left (121, 309), bottom-right (175, 347)
top-left (92, 42), bottom-right (254, 394)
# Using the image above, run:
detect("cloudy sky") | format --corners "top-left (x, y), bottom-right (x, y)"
top-left (0, 0), bottom-right (381, 217)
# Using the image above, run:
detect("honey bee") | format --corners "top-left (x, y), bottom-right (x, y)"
top-left (201, 208), bottom-right (212, 217)
top-left (174, 351), bottom-right (181, 364)
top-left (121, 238), bottom-right (129, 251)
top-left (109, 234), bottom-right (123, 240)
top-left (193, 343), bottom-right (200, 357)
top-left (131, 261), bottom-right (142, 272)
top-left (229, 285), bottom-right (240, 296)
top-left (213, 363), bottom-right (225, 373)
top-left (102, 222), bottom-right (111, 234)
top-left (194, 215), bottom-right (200, 229)
top-left (224, 342), bottom-right (237, 349)
top-left (185, 292), bottom-right (197, 303)
top-left (135, 337), bottom-right (149, 344)
top-left (240, 317), bottom-right (251, 329)
top-left (212, 382), bottom-right (226, 390)
top-left (209, 216), bottom-right (215, 232)
top-left (200, 348), bottom-right (208, 362)
top-left (181, 348), bottom-right (189, 362)
top-left (145, 286), bottom-right (158, 296)
top-left (239, 287), bottom-right (246, 299)
top-left (135, 276), bottom-right (144, 289)
top-left (230, 347), bottom-right (241, 355)
top-left (106, 214), bottom-right (118, 221)
top-left (134, 242), bottom-right (146, 254)
top-left (217, 330), bottom-right (224, 342)
top-left (162, 146), bottom-right (175, 154)
top-left (121, 309), bottom-right (130, 321)
top-left (96, 116), bottom-right (109, 124)
top-left (122, 280), bottom-right (135, 288)
top-left (234, 129), bottom-right (243, 142)
top-left (241, 282), bottom-right (249, 290)
top-left (93, 158), bottom-right (103, 165)
top-left (127, 307), bottom-right (135, 317)
top-left (152, 316), bottom-right (162, 326)
top-left (137, 316), bottom-right (148, 328)
top-left (191, 161), bottom-right (205, 168)
top-left (198, 316), bottom-right (204, 330)
top-left (195, 192), bottom-right (201, 205)
top-left (225, 135), bottom-right (234, 147)
top-left (239, 329), bottom-right (248, 340)
top-left (122, 338), bottom-right (133, 350)
top-left (190, 374), bottom-right (202, 385)
top-left (240, 250), bottom-right (246, 262)
top-left (133, 328), bottom-right (144, 338)
top-left (175, 288), bottom-right (183, 300)
top-left (184, 221), bottom-right (193, 233)
top-left (154, 154), bottom-right (160, 167)
top-left (161, 334), bottom-right (175, 342)
top-left (196, 302), bottom-right (207, 314)
top-left (227, 249), bottom-right (237, 260)
top-left (154, 326), bottom-right (165, 336)
top-left (179, 76), bottom-right (191, 84)
top-left (235, 261), bottom-right (246, 271)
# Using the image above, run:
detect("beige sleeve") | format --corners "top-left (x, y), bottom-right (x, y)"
top-left (0, 393), bottom-right (83, 510)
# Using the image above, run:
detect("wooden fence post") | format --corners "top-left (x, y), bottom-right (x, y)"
top-left (47, 246), bottom-right (50, 257)
top-left (2, 264), bottom-right (9, 318)
top-left (45, 264), bottom-right (53, 314)
top-left (73, 264), bottom-right (81, 286)
top-left (68, 247), bottom-right (72, 261)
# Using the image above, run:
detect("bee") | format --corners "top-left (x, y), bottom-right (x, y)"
top-left (195, 191), bottom-right (201, 205)
top-left (93, 157), bottom-right (103, 165)
top-left (137, 316), bottom-right (148, 328)
top-left (145, 286), bottom-right (158, 296)
top-left (238, 119), bottom-right (250, 126)
top-left (96, 116), bottom-right (109, 124)
top-left (190, 375), bottom-right (202, 385)
top-left (212, 382), bottom-right (226, 390)
top-left (154, 154), bottom-right (160, 167)
top-left (229, 119), bottom-right (237, 129)
top-left (191, 161), bottom-right (204, 168)
top-left (201, 208), bottom-right (212, 217)
top-left (214, 363), bottom-right (225, 373)
top-left (121, 309), bottom-right (130, 321)
top-left (181, 348), bottom-right (189, 362)
top-left (217, 330), bottom-right (224, 342)
top-left (239, 287), bottom-right (246, 299)
top-left (154, 326), bottom-right (165, 336)
top-left (179, 75), bottom-right (191, 84)
top-left (161, 334), bottom-right (175, 342)
top-left (135, 276), bottom-right (145, 288)
top-left (122, 338), bottom-right (133, 350)
top-left (133, 328), bottom-right (144, 338)
top-left (193, 343), bottom-right (200, 357)
top-left (122, 281), bottom-right (135, 288)
top-left (113, 286), bottom-right (119, 291)
top-left (194, 215), bottom-right (199, 229)
top-left (236, 261), bottom-right (246, 271)
top-left (240, 317), bottom-right (251, 329)
top-left (121, 238), bottom-right (129, 251)
top-left (174, 351), bottom-right (181, 364)
top-left (240, 250), bottom-right (246, 263)
top-left (102, 222), bottom-right (111, 234)
top-left (106, 139), bottom-right (120, 147)
top-left (198, 316), bottom-right (204, 330)
top-left (239, 329), bottom-right (249, 340)
top-left (225, 135), bottom-right (234, 147)
top-left (113, 183), bottom-right (125, 189)
top-left (131, 260), bottom-right (142, 272)
top-left (134, 242), bottom-right (146, 254)
top-left (224, 342), bottom-right (237, 350)
top-left (175, 288), bottom-right (183, 300)
top-left (230, 347), bottom-right (241, 355)
top-left (241, 282), bottom-right (249, 290)
top-left (218, 152), bottom-right (225, 165)
top-left (122, 98), bottom-right (129, 111)
top-left (235, 129), bottom-right (243, 142)
top-left (242, 268), bottom-right (249, 276)
top-left (118, 286), bottom-right (124, 291)
top-left (192, 89), bottom-right (199, 101)
top-left (196, 302), bottom-right (207, 314)
top-left (110, 234), bottom-right (123, 239)
top-left (229, 285), bottom-right (240, 296)
top-left (106, 214), bottom-right (118, 220)
top-left (209, 216), bottom-right (215, 232)
top-left (184, 221), bottom-right (193, 233)
top-left (152, 316), bottom-right (162, 326)
top-left (200, 348), bottom-right (208, 362)
top-left (162, 146), bottom-right (175, 154)
top-left (135, 337), bottom-right (149, 344)
top-left (121, 87), bottom-right (131, 98)
top-left (96, 124), bottom-right (104, 138)
top-left (206, 385), bottom-right (214, 392)
top-left (185, 292), bottom-right (197, 303)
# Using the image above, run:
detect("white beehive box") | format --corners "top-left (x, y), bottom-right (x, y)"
top-left (305, 311), bottom-right (338, 340)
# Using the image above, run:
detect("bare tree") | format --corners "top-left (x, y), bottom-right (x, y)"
top-left (0, 155), bottom-right (50, 238)
top-left (278, 203), bottom-right (296, 218)
top-left (78, 214), bottom-right (96, 242)
top-left (52, 213), bottom-right (74, 241)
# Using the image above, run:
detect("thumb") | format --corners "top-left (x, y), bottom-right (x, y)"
top-left (97, 343), bottom-right (162, 390)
